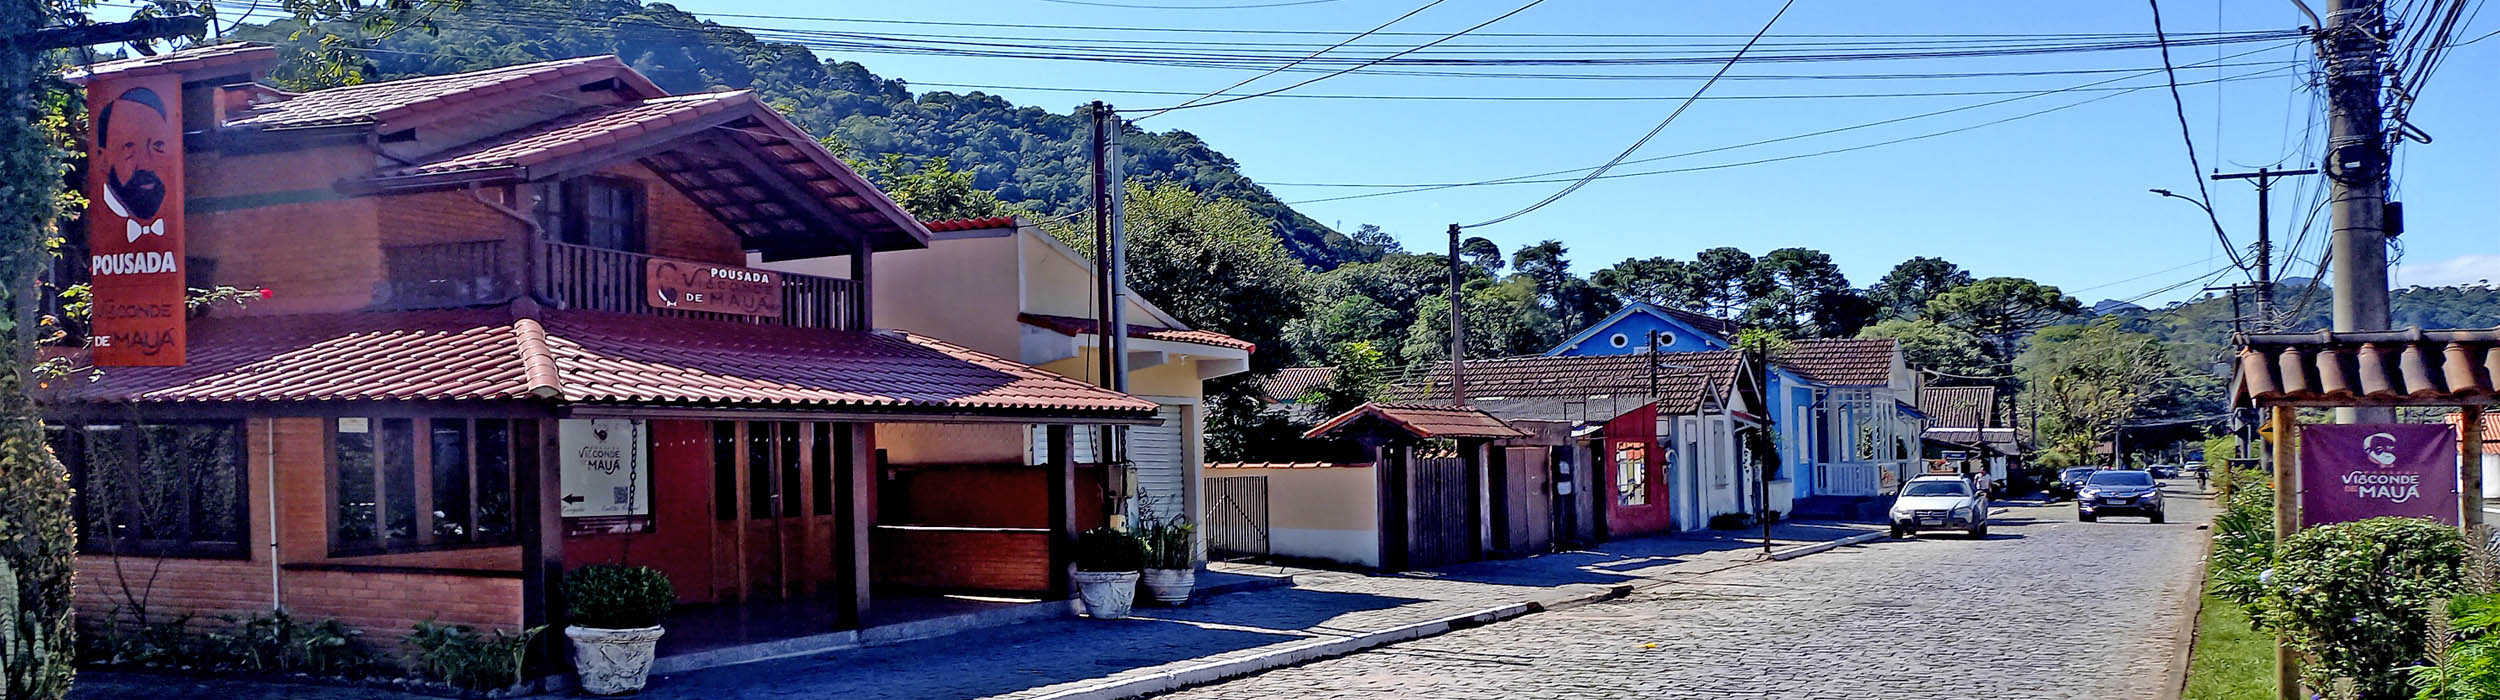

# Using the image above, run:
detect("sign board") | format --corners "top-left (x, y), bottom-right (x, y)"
top-left (559, 419), bottom-right (650, 535)
top-left (645, 257), bottom-right (782, 317)
top-left (2300, 423), bottom-right (2459, 527)
top-left (86, 74), bottom-right (187, 365)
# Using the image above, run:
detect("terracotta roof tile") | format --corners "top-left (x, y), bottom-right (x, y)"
top-left (1018, 313), bottom-right (1254, 352)
top-left (1259, 366), bottom-right (1335, 402)
top-left (1304, 401), bottom-right (1525, 440)
top-left (2233, 327), bottom-right (2500, 405)
top-left (224, 55), bottom-right (654, 129)
top-left (373, 91), bottom-right (750, 178)
top-left (43, 310), bottom-right (1158, 418)
top-left (1383, 350), bottom-right (1746, 419)
top-left (1776, 338), bottom-right (1899, 386)
top-left (1205, 462), bottom-right (1369, 470)
top-left (923, 216), bottom-right (1019, 232)
top-left (2453, 412), bottom-right (2500, 455)
top-left (60, 42), bottom-right (278, 85)
top-left (1918, 385), bottom-right (1998, 429)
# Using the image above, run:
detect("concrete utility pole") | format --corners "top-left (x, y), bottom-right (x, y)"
top-left (1087, 102), bottom-right (1127, 499)
top-left (2319, 0), bottom-right (2394, 423)
top-left (1446, 223), bottom-right (1466, 406)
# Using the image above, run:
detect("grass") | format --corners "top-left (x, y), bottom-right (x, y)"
top-left (2184, 563), bottom-right (2276, 699)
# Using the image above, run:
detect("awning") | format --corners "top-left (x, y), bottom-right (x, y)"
top-left (2233, 327), bottom-right (2500, 406)
top-left (1304, 402), bottom-right (1526, 440)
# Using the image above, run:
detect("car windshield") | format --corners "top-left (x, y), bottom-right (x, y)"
top-left (1902, 481), bottom-right (1970, 497)
top-left (2062, 468), bottom-right (2097, 479)
top-left (2087, 471), bottom-right (2156, 487)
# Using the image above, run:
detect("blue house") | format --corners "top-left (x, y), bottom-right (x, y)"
top-left (1546, 302), bottom-right (1738, 355)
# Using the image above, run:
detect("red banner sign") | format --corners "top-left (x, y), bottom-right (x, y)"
top-left (86, 74), bottom-right (187, 366)
top-left (2300, 423), bottom-right (2460, 527)
top-left (644, 257), bottom-right (782, 317)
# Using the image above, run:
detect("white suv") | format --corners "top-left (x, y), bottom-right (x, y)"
top-left (1889, 475), bottom-right (1989, 538)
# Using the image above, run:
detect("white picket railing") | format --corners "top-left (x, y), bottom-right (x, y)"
top-left (1815, 460), bottom-right (1914, 497)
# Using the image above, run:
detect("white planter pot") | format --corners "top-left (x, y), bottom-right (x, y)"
top-left (1141, 568), bottom-right (1196, 606)
top-left (566, 624), bottom-right (665, 695)
top-left (1071, 570), bottom-right (1140, 619)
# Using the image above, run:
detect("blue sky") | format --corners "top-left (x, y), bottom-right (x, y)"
top-left (217, 0), bottom-right (2500, 304)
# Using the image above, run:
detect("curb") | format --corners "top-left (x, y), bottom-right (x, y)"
top-left (2163, 522), bottom-right (2219, 700)
top-left (1021, 583), bottom-right (1635, 700)
top-left (1767, 531), bottom-right (1886, 561)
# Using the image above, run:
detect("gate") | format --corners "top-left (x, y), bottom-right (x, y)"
top-left (1203, 475), bottom-right (1269, 560)
top-left (1407, 457), bottom-right (1480, 569)
top-left (1497, 447), bottom-right (1554, 555)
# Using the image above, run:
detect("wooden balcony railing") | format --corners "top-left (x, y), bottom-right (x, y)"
top-left (372, 238), bottom-right (863, 331)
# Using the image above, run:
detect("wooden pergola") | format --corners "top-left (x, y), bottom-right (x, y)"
top-left (2232, 326), bottom-right (2499, 700)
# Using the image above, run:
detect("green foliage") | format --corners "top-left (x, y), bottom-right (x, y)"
top-left (1052, 182), bottom-right (1313, 370)
top-left (2415, 594), bottom-right (2500, 700)
top-left (2207, 470), bottom-right (2276, 614)
top-left (1925, 276), bottom-right (2083, 360)
top-left (2259, 517), bottom-right (2467, 700)
top-left (1745, 247), bottom-right (1873, 339)
top-left (1592, 256), bottom-right (1698, 311)
top-left (1299, 341), bottom-right (1387, 419)
top-left (3, 3), bottom-right (83, 695)
top-left (405, 619), bottom-right (541, 692)
top-left (852, 154), bottom-right (1024, 222)
top-left (563, 564), bottom-right (674, 630)
top-left (1074, 527), bottom-right (1147, 573)
top-left (1137, 518), bottom-right (1195, 571)
top-left (206, 610), bottom-right (378, 677)
top-left (1858, 319), bottom-right (1996, 386)
top-left (2017, 320), bottom-right (2211, 466)
top-left (2187, 566), bottom-right (2278, 700)
top-left (1869, 257), bottom-right (1973, 321)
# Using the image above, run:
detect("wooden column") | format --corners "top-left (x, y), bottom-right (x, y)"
top-left (836, 422), bottom-right (873, 628)
top-left (2465, 407), bottom-right (2487, 537)
top-left (516, 418), bottom-right (565, 677)
top-left (1046, 424), bottom-right (1076, 599)
top-left (2270, 405), bottom-right (2299, 700)
top-left (850, 239), bottom-right (874, 329)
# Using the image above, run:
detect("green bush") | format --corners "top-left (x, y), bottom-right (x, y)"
top-left (564, 564), bottom-right (674, 629)
top-left (2414, 594), bottom-right (2500, 700)
top-left (405, 618), bottom-right (541, 692)
top-left (1075, 527), bottom-right (1146, 572)
top-left (2260, 517), bottom-right (2467, 700)
top-left (2208, 469), bottom-right (2277, 613)
top-left (204, 610), bottom-right (377, 676)
top-left (1139, 518), bottom-right (1195, 570)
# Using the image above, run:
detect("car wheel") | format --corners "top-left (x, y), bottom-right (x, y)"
top-left (2150, 510), bottom-right (2166, 524)
top-left (1975, 522), bottom-right (1989, 538)
top-left (2079, 511), bottom-right (2096, 522)
top-left (1890, 524), bottom-right (1908, 538)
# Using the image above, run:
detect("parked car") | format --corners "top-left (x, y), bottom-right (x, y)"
top-left (1889, 475), bottom-right (1989, 538)
top-left (2048, 467), bottom-right (2099, 500)
top-left (2184, 461), bottom-right (2208, 475)
top-left (2078, 470), bottom-right (2165, 523)
top-left (2148, 464), bottom-right (2180, 479)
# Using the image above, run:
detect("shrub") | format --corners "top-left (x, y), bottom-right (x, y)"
top-left (405, 619), bottom-right (542, 692)
top-left (2207, 469), bottom-right (2277, 612)
top-left (1075, 527), bottom-right (1146, 572)
top-left (2260, 517), bottom-right (2467, 700)
top-left (564, 565), bottom-right (674, 630)
top-left (2413, 593), bottom-right (2500, 700)
top-left (1139, 518), bottom-right (1195, 570)
top-left (204, 610), bottom-right (377, 677)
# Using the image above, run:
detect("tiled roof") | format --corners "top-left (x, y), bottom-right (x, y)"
top-left (1304, 401), bottom-right (1525, 440)
top-left (1259, 366), bottom-right (1336, 403)
top-left (1384, 350), bottom-right (1746, 419)
top-left (1205, 462), bottom-right (1369, 470)
top-left (2233, 327), bottom-right (2500, 405)
top-left (1018, 313), bottom-right (1254, 352)
top-left (1926, 427), bottom-right (2019, 451)
top-left (1776, 338), bottom-right (1899, 386)
top-left (2453, 412), bottom-right (2500, 455)
top-left (1918, 385), bottom-right (1998, 429)
top-left (1659, 307), bottom-right (1742, 339)
top-left (373, 91), bottom-right (750, 178)
top-left (43, 309), bottom-right (1159, 418)
top-left (923, 216), bottom-right (1020, 232)
top-left (60, 42), bottom-right (278, 85)
top-left (224, 55), bottom-right (657, 129)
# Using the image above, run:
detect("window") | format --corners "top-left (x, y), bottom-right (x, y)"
top-left (53, 421), bottom-right (249, 558)
top-left (811, 423), bottom-right (835, 516)
top-left (556, 176), bottom-right (644, 252)
top-left (1608, 333), bottom-right (1629, 348)
top-left (713, 421), bottom-right (738, 521)
top-left (332, 417), bottom-right (518, 554)
top-left (1613, 441), bottom-right (1647, 506)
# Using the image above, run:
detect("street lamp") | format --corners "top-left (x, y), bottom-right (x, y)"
top-left (2148, 188), bottom-right (2217, 217)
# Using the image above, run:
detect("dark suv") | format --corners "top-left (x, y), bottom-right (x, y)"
top-left (2078, 470), bottom-right (2165, 523)
top-left (2048, 467), bottom-right (2098, 500)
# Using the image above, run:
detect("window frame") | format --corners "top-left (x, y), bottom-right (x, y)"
top-left (54, 419), bottom-right (252, 560)
top-left (329, 417), bottom-right (520, 556)
top-left (555, 175), bottom-right (647, 254)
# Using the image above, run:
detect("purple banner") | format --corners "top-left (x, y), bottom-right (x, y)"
top-left (2300, 423), bottom-right (2459, 527)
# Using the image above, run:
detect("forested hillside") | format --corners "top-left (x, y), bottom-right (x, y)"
top-left (229, 0), bottom-right (1378, 267)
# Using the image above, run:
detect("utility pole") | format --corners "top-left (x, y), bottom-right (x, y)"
top-left (1447, 223), bottom-right (1466, 406)
top-left (2319, 0), bottom-right (2393, 424)
top-left (2210, 166), bottom-right (2318, 330)
top-left (1088, 101), bottom-right (1128, 514)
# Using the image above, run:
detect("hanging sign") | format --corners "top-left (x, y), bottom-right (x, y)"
top-left (2300, 423), bottom-right (2459, 527)
top-left (560, 419), bottom-right (651, 536)
top-left (645, 257), bottom-right (782, 317)
top-left (86, 74), bottom-right (187, 366)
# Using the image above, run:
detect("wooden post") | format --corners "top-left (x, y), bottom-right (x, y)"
top-left (1046, 425), bottom-right (1076, 599)
top-left (516, 418), bottom-right (566, 678)
top-left (836, 422), bottom-right (873, 628)
top-left (2465, 407), bottom-right (2487, 538)
top-left (2271, 405), bottom-right (2299, 700)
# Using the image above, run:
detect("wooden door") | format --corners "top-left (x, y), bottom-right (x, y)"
top-left (1499, 447), bottom-right (1553, 555)
top-left (711, 421), bottom-right (837, 602)
top-left (1407, 457), bottom-right (1479, 569)
top-left (1202, 475), bottom-right (1269, 560)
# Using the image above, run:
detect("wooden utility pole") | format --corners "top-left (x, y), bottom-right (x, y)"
top-left (2210, 166), bottom-right (2318, 329)
top-left (1446, 223), bottom-right (1465, 406)
top-left (2465, 407), bottom-right (2486, 537)
top-left (2320, 0), bottom-right (2393, 423)
top-left (2270, 405), bottom-right (2300, 700)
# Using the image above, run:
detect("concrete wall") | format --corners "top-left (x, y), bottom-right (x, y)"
top-left (1207, 465), bottom-right (1378, 568)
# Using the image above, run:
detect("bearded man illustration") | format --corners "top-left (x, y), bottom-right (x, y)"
top-left (98, 86), bottom-right (172, 242)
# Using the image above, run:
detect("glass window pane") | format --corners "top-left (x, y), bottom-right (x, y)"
top-left (778, 422), bottom-right (801, 518)
top-left (83, 425), bottom-right (133, 546)
top-left (475, 420), bottom-right (512, 540)
top-left (381, 418), bottom-right (417, 543)
top-left (811, 423), bottom-right (834, 517)
top-left (748, 422), bottom-right (775, 520)
top-left (185, 423), bottom-right (243, 543)
top-left (335, 421), bottom-right (376, 545)
top-left (431, 420), bottom-right (472, 541)
top-left (713, 421), bottom-right (737, 521)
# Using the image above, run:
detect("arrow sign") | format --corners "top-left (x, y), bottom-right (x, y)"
top-left (560, 494), bottom-right (586, 504)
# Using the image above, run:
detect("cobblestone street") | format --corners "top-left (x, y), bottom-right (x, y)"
top-left (1157, 484), bottom-right (2214, 700)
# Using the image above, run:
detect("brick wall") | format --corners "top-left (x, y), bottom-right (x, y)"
top-left (185, 145), bottom-right (381, 316)
top-left (870, 527), bottom-right (1051, 593)
top-left (278, 568), bottom-right (522, 639)
top-left (74, 555), bottom-right (273, 629)
top-left (376, 190), bottom-right (525, 247)
top-left (606, 164), bottom-right (743, 265)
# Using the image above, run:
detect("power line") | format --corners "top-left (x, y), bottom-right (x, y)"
top-left (1127, 0), bottom-right (1449, 121)
top-left (1464, 0), bottom-right (1796, 229)
top-left (2147, 0), bottom-right (2251, 275)
top-left (1034, 0), bottom-right (1342, 8)
top-left (915, 66), bottom-right (2298, 103)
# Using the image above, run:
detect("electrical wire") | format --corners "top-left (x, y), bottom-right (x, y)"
top-left (1125, 0), bottom-right (1448, 121)
top-left (914, 66), bottom-right (2299, 103)
top-left (2148, 0), bottom-right (2251, 275)
top-left (1114, 0), bottom-right (1553, 117)
top-left (1035, 0), bottom-right (1342, 8)
top-left (1463, 0), bottom-right (1795, 229)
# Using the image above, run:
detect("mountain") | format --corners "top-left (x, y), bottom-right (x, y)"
top-left (2090, 299), bottom-right (2147, 316)
top-left (227, 0), bottom-right (1376, 268)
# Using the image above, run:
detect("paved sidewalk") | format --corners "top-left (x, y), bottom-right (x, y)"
top-left (69, 520), bottom-right (1879, 700)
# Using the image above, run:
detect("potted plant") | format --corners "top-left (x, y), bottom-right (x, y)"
top-left (1071, 527), bottom-right (1146, 619)
top-left (563, 564), bottom-right (674, 695)
top-left (1139, 517), bottom-right (1197, 606)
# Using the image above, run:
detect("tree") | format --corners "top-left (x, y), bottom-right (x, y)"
top-left (1690, 246), bottom-right (1761, 321)
top-left (851, 154), bottom-right (1023, 222)
top-left (1346, 223), bottom-right (1401, 261)
top-left (1458, 236), bottom-right (1503, 276)
top-left (1285, 294), bottom-right (1399, 362)
top-left (3, 6), bottom-right (81, 694)
top-left (1298, 341), bottom-right (1387, 418)
top-left (1869, 256), bottom-right (1972, 320)
top-left (1859, 319), bottom-right (1997, 387)
top-left (1401, 278), bottom-right (1552, 365)
top-left (1925, 276), bottom-right (2083, 361)
top-left (1745, 247), bottom-right (1871, 338)
top-left (1052, 181), bottom-right (1312, 369)
top-left (2017, 320), bottom-right (2196, 466)
top-left (1592, 256), bottom-right (1698, 310)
